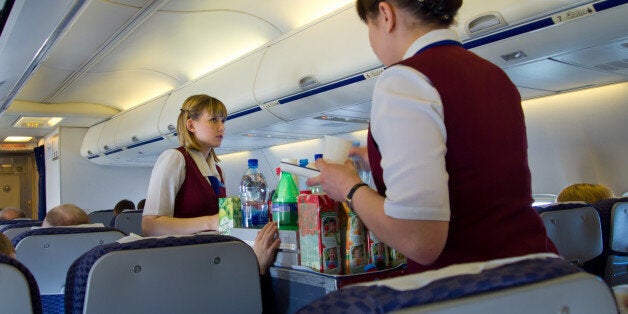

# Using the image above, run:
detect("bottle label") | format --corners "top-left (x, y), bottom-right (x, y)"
top-left (272, 203), bottom-right (298, 227)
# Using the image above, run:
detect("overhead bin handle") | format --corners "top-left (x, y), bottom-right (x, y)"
top-left (167, 124), bottom-right (176, 132)
top-left (131, 136), bottom-right (139, 143)
top-left (103, 145), bottom-right (111, 151)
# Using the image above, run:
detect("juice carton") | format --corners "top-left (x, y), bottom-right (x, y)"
top-left (366, 229), bottom-right (389, 270)
top-left (297, 194), bottom-right (341, 274)
top-left (339, 202), bottom-right (367, 274)
top-left (218, 197), bottom-right (242, 235)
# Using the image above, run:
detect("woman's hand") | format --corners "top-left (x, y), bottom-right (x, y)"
top-left (254, 222), bottom-right (281, 275)
top-left (306, 158), bottom-right (362, 202)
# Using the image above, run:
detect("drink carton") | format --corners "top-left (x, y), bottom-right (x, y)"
top-left (366, 229), bottom-right (389, 270)
top-left (298, 194), bottom-right (341, 274)
top-left (218, 197), bottom-right (242, 235)
top-left (339, 202), bottom-right (367, 274)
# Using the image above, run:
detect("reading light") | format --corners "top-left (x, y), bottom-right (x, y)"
top-left (501, 50), bottom-right (528, 62)
top-left (243, 133), bottom-right (307, 140)
top-left (4, 136), bottom-right (33, 142)
top-left (314, 115), bottom-right (369, 124)
top-left (12, 117), bottom-right (63, 128)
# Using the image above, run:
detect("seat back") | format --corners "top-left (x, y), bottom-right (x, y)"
top-left (1, 221), bottom-right (43, 240)
top-left (88, 210), bottom-right (115, 226)
top-left (587, 196), bottom-right (628, 279)
top-left (12, 227), bottom-right (126, 295)
top-left (65, 234), bottom-right (261, 314)
top-left (112, 209), bottom-right (143, 235)
top-left (0, 254), bottom-right (42, 314)
top-left (539, 203), bottom-right (603, 265)
top-left (605, 202), bottom-right (628, 286)
top-left (298, 257), bottom-right (618, 314)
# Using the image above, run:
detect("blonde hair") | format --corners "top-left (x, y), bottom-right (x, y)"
top-left (557, 183), bottom-right (615, 204)
top-left (176, 94), bottom-right (227, 162)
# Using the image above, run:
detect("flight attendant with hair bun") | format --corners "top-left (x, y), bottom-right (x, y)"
top-left (308, 0), bottom-right (558, 274)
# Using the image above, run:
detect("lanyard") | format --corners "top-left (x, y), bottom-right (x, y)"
top-left (207, 176), bottom-right (222, 196)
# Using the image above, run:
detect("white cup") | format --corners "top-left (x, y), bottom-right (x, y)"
top-left (323, 135), bottom-right (352, 164)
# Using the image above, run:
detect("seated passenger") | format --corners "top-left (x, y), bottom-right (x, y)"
top-left (557, 183), bottom-right (615, 204)
top-left (0, 206), bottom-right (27, 221)
top-left (113, 199), bottom-right (136, 216)
top-left (0, 233), bottom-right (16, 258)
top-left (42, 204), bottom-right (90, 227)
top-left (137, 199), bottom-right (146, 210)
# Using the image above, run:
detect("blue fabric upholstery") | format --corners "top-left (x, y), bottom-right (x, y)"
top-left (0, 219), bottom-right (36, 226)
top-left (533, 202), bottom-right (591, 214)
top-left (298, 257), bottom-right (580, 313)
top-left (1, 221), bottom-right (43, 241)
top-left (0, 254), bottom-right (43, 314)
top-left (0, 220), bottom-right (43, 232)
top-left (41, 294), bottom-right (65, 314)
top-left (11, 227), bottom-right (123, 247)
top-left (65, 234), bottom-right (246, 314)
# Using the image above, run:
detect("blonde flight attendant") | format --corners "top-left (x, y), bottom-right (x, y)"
top-left (143, 94), bottom-right (280, 276)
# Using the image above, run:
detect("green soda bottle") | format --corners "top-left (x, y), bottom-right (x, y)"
top-left (272, 166), bottom-right (300, 230)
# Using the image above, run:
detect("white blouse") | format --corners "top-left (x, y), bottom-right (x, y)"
top-left (370, 29), bottom-right (459, 222)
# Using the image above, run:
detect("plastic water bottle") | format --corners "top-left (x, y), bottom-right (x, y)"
top-left (239, 159), bottom-right (269, 228)
top-left (351, 141), bottom-right (371, 185)
top-left (272, 161), bottom-right (300, 230)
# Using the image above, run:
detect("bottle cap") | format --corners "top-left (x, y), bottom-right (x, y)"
top-left (248, 159), bottom-right (258, 167)
top-left (314, 154), bottom-right (323, 160)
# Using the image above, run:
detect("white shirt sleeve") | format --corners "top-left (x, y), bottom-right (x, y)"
top-left (143, 149), bottom-right (186, 217)
top-left (371, 65), bottom-right (450, 221)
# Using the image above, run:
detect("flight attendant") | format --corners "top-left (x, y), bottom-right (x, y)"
top-left (308, 0), bottom-right (557, 273)
top-left (142, 94), bottom-right (280, 275)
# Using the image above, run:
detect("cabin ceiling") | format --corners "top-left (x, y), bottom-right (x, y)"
top-left (0, 0), bottom-right (627, 154)
top-left (0, 0), bottom-right (354, 148)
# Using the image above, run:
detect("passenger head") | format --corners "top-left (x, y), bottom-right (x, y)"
top-left (0, 233), bottom-right (16, 258)
top-left (177, 94), bottom-right (227, 163)
top-left (114, 199), bottom-right (135, 216)
top-left (0, 206), bottom-right (27, 221)
top-left (557, 183), bottom-right (615, 204)
top-left (137, 199), bottom-right (146, 210)
top-left (356, 0), bottom-right (462, 27)
top-left (42, 204), bottom-right (89, 227)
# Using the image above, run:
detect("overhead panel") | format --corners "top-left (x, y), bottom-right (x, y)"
top-left (504, 59), bottom-right (626, 92)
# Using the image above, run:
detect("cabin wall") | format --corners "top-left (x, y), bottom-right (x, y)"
top-left (44, 127), bottom-right (151, 213)
top-left (524, 82), bottom-right (627, 196)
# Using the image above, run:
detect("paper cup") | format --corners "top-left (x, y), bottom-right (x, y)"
top-left (323, 135), bottom-right (352, 164)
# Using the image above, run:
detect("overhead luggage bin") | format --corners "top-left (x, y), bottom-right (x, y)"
top-left (253, 4), bottom-right (381, 121)
top-left (159, 48), bottom-right (281, 143)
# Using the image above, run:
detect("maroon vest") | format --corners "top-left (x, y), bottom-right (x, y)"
top-left (368, 43), bottom-right (557, 273)
top-left (173, 147), bottom-right (226, 218)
